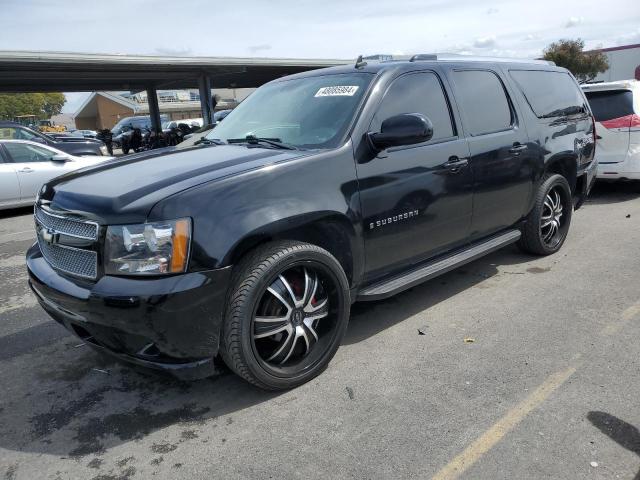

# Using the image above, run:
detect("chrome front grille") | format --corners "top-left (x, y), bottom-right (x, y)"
top-left (37, 236), bottom-right (98, 279)
top-left (34, 205), bottom-right (99, 280)
top-left (35, 206), bottom-right (98, 240)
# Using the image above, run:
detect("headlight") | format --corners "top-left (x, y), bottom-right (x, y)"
top-left (99, 145), bottom-right (108, 155)
top-left (104, 218), bottom-right (191, 275)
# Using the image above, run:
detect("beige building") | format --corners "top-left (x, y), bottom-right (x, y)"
top-left (74, 89), bottom-right (253, 130)
top-left (589, 43), bottom-right (640, 82)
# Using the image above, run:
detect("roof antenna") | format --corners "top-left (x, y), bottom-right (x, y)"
top-left (355, 55), bottom-right (367, 69)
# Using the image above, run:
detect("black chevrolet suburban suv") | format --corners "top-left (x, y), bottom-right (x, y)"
top-left (27, 56), bottom-right (597, 390)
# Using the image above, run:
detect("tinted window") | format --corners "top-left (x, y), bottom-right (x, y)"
top-left (585, 90), bottom-right (634, 121)
top-left (4, 143), bottom-right (54, 163)
top-left (452, 70), bottom-right (513, 135)
top-left (371, 72), bottom-right (454, 142)
top-left (510, 70), bottom-right (585, 118)
top-left (0, 127), bottom-right (38, 141)
top-left (132, 119), bottom-right (151, 128)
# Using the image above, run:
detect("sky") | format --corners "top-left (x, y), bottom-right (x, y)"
top-left (1, 0), bottom-right (638, 113)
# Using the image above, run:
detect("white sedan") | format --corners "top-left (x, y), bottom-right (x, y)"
top-left (0, 140), bottom-right (112, 210)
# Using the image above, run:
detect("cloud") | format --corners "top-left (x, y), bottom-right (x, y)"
top-left (154, 47), bottom-right (193, 56)
top-left (486, 7), bottom-right (499, 14)
top-left (615, 27), bottom-right (640, 46)
top-left (248, 44), bottom-right (272, 53)
top-left (565, 16), bottom-right (584, 28)
top-left (523, 33), bottom-right (540, 41)
top-left (473, 36), bottom-right (497, 48)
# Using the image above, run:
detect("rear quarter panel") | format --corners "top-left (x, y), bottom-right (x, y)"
top-left (500, 65), bottom-right (594, 208)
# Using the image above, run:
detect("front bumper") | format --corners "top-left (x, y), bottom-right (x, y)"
top-left (27, 242), bottom-right (232, 380)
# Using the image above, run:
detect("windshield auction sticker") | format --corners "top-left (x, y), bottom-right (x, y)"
top-left (314, 86), bottom-right (359, 97)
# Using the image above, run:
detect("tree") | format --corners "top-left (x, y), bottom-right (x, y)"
top-left (0, 92), bottom-right (66, 120)
top-left (41, 93), bottom-right (66, 118)
top-left (542, 39), bottom-right (609, 83)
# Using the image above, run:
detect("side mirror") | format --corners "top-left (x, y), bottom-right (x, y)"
top-left (50, 154), bottom-right (69, 162)
top-left (367, 113), bottom-right (434, 151)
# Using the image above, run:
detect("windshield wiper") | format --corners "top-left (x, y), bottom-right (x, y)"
top-left (194, 137), bottom-right (225, 146)
top-left (540, 105), bottom-right (586, 119)
top-left (226, 135), bottom-right (298, 150)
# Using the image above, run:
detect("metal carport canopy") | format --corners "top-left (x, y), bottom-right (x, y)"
top-left (0, 50), bottom-right (349, 92)
top-left (0, 50), bottom-right (350, 128)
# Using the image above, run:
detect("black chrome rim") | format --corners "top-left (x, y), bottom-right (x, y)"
top-left (251, 262), bottom-right (339, 376)
top-left (540, 186), bottom-right (566, 248)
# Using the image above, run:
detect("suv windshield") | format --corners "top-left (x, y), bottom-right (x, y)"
top-left (207, 73), bottom-right (373, 149)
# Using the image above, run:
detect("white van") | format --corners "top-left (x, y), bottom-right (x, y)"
top-left (582, 80), bottom-right (640, 180)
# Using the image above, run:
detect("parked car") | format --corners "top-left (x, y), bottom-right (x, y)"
top-left (27, 56), bottom-right (596, 389)
top-left (582, 80), bottom-right (640, 181)
top-left (164, 118), bottom-right (203, 130)
top-left (0, 140), bottom-right (110, 210)
top-left (0, 121), bottom-right (108, 156)
top-left (182, 110), bottom-right (232, 141)
top-left (111, 115), bottom-right (169, 153)
top-left (74, 129), bottom-right (98, 139)
top-left (49, 130), bottom-right (97, 140)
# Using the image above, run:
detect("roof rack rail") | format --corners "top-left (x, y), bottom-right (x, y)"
top-left (433, 53), bottom-right (555, 65)
top-left (409, 54), bottom-right (438, 62)
top-left (404, 53), bottom-right (554, 65)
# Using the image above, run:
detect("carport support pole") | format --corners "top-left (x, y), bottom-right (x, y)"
top-left (146, 86), bottom-right (162, 133)
top-left (198, 74), bottom-right (215, 125)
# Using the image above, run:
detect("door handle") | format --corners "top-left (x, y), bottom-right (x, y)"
top-left (18, 167), bottom-right (34, 173)
top-left (443, 156), bottom-right (469, 173)
top-left (508, 143), bottom-right (528, 154)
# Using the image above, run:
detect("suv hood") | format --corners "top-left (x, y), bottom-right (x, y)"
top-left (41, 145), bottom-right (310, 224)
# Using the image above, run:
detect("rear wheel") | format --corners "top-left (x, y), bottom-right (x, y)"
top-left (518, 173), bottom-right (573, 255)
top-left (221, 241), bottom-right (350, 390)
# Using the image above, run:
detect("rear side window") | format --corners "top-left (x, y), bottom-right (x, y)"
top-left (371, 71), bottom-right (455, 143)
top-left (4, 143), bottom-right (54, 163)
top-left (584, 90), bottom-right (634, 121)
top-left (0, 127), bottom-right (38, 141)
top-left (451, 70), bottom-right (513, 136)
top-left (510, 70), bottom-right (585, 118)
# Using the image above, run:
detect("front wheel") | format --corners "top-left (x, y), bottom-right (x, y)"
top-left (221, 241), bottom-right (350, 390)
top-left (518, 173), bottom-right (573, 255)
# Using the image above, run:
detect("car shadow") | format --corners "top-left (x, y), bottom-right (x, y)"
top-left (587, 411), bottom-right (640, 479)
top-left (0, 205), bottom-right (32, 219)
top-left (344, 246), bottom-right (529, 345)
top-left (0, 246), bottom-right (535, 461)
top-left (585, 180), bottom-right (640, 206)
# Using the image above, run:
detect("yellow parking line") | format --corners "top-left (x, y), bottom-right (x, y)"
top-left (600, 302), bottom-right (640, 336)
top-left (432, 366), bottom-right (576, 480)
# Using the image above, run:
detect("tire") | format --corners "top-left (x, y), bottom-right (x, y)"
top-left (518, 173), bottom-right (573, 255)
top-left (220, 241), bottom-right (350, 390)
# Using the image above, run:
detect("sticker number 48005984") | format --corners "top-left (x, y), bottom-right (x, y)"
top-left (314, 86), bottom-right (359, 97)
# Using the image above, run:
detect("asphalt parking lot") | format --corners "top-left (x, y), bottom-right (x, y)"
top-left (0, 182), bottom-right (639, 480)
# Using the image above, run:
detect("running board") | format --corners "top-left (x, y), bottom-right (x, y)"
top-left (357, 229), bottom-right (521, 301)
